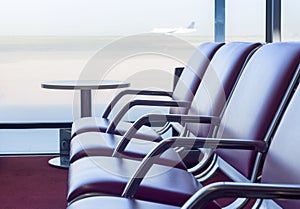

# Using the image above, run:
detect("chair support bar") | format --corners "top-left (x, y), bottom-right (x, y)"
top-left (102, 89), bottom-right (173, 118)
top-left (121, 137), bottom-right (267, 198)
top-left (112, 114), bottom-right (220, 156)
top-left (106, 100), bottom-right (190, 133)
top-left (182, 182), bottom-right (300, 209)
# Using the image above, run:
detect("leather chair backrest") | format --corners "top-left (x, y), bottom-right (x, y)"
top-left (171, 42), bottom-right (224, 115)
top-left (216, 42), bottom-right (300, 178)
top-left (186, 42), bottom-right (261, 137)
top-left (261, 83), bottom-right (300, 208)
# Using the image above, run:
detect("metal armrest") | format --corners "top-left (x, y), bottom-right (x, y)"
top-left (112, 114), bottom-right (220, 156)
top-left (183, 182), bottom-right (300, 209)
top-left (106, 100), bottom-right (190, 133)
top-left (121, 137), bottom-right (267, 198)
top-left (102, 89), bottom-right (173, 118)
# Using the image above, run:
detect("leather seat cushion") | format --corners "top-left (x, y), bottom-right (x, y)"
top-left (70, 132), bottom-right (186, 169)
top-left (68, 156), bottom-right (201, 206)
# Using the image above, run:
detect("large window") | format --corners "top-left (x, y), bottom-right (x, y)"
top-left (0, 0), bottom-right (209, 154)
top-left (0, 0), bottom-right (211, 114)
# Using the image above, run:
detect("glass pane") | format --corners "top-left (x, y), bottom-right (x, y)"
top-left (226, 0), bottom-right (265, 42)
top-left (282, 0), bottom-right (300, 41)
top-left (0, 0), bottom-right (214, 121)
top-left (0, 0), bottom-right (212, 153)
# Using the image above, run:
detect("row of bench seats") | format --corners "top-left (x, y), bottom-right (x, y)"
top-left (69, 41), bottom-right (259, 168)
top-left (66, 41), bottom-right (300, 208)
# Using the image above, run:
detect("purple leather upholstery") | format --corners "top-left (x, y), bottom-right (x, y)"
top-left (70, 132), bottom-right (186, 169)
top-left (69, 42), bottom-right (260, 165)
top-left (66, 196), bottom-right (221, 209)
top-left (170, 42), bottom-right (225, 115)
top-left (67, 196), bottom-right (181, 209)
top-left (71, 42), bottom-right (224, 137)
top-left (68, 156), bottom-right (200, 206)
top-left (68, 82), bottom-right (300, 209)
top-left (67, 43), bottom-right (300, 207)
top-left (186, 42), bottom-right (261, 137)
top-left (72, 118), bottom-right (162, 142)
top-left (216, 42), bottom-right (300, 178)
top-left (261, 84), bottom-right (300, 208)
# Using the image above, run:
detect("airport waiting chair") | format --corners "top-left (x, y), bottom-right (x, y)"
top-left (69, 42), bottom-right (261, 167)
top-left (67, 73), bottom-right (300, 209)
top-left (67, 42), bottom-right (300, 208)
top-left (71, 42), bottom-right (224, 141)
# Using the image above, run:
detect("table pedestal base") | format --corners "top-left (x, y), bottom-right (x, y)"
top-left (49, 128), bottom-right (71, 169)
top-left (49, 156), bottom-right (69, 169)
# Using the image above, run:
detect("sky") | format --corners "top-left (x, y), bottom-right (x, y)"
top-left (0, 0), bottom-right (298, 37)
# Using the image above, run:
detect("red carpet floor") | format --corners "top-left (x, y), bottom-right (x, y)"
top-left (0, 156), bottom-right (68, 209)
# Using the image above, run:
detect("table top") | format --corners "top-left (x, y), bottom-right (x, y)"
top-left (41, 80), bottom-right (130, 90)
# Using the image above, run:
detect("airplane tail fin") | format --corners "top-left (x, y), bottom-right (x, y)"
top-left (187, 21), bottom-right (195, 29)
